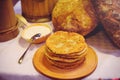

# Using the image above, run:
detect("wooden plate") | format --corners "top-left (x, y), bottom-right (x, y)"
top-left (33, 45), bottom-right (98, 79)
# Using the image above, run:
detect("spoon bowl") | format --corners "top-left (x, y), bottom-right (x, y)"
top-left (29, 33), bottom-right (41, 43)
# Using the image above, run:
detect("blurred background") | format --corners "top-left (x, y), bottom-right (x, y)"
top-left (12, 0), bottom-right (18, 5)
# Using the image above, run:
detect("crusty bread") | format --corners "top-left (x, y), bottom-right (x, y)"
top-left (92, 0), bottom-right (120, 48)
top-left (52, 0), bottom-right (98, 36)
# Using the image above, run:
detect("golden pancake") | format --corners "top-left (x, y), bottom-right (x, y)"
top-left (46, 56), bottom-right (85, 69)
top-left (45, 44), bottom-right (88, 58)
top-left (46, 31), bottom-right (86, 54)
top-left (44, 45), bottom-right (87, 63)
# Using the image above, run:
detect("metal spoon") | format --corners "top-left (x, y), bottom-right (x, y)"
top-left (18, 33), bottom-right (41, 64)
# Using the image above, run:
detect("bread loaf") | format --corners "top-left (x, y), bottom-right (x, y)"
top-left (52, 0), bottom-right (98, 36)
top-left (92, 0), bottom-right (120, 48)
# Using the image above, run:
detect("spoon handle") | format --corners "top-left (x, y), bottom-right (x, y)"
top-left (18, 43), bottom-right (32, 64)
top-left (16, 14), bottom-right (30, 29)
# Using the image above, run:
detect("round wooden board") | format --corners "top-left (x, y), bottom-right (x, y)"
top-left (33, 45), bottom-right (98, 79)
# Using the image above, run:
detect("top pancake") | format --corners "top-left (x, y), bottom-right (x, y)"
top-left (46, 31), bottom-right (87, 54)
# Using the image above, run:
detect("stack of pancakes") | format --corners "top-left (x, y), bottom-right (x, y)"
top-left (44, 31), bottom-right (88, 69)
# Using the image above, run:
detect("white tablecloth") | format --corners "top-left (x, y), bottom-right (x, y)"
top-left (0, 1), bottom-right (120, 80)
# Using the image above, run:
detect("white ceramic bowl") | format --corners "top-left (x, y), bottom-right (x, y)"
top-left (21, 23), bottom-right (52, 43)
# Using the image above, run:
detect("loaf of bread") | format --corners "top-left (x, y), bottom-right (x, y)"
top-left (92, 0), bottom-right (120, 48)
top-left (52, 0), bottom-right (98, 36)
